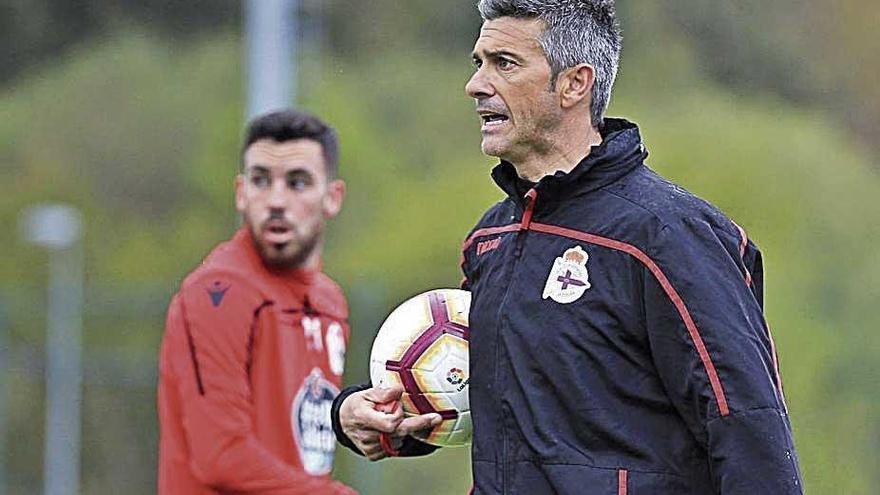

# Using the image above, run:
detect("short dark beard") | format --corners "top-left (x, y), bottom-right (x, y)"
top-left (246, 221), bottom-right (320, 269)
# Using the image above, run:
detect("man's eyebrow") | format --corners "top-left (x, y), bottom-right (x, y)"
top-left (284, 168), bottom-right (312, 177)
top-left (245, 164), bottom-right (271, 174)
top-left (474, 49), bottom-right (522, 61)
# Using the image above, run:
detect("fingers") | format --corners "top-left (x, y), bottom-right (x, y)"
top-left (357, 404), bottom-right (404, 433)
top-left (341, 389), bottom-right (404, 434)
top-left (363, 383), bottom-right (404, 404)
top-left (373, 400), bottom-right (400, 414)
top-left (363, 443), bottom-right (387, 461)
top-left (395, 413), bottom-right (442, 436)
top-left (349, 429), bottom-right (382, 460)
top-left (353, 429), bottom-right (389, 461)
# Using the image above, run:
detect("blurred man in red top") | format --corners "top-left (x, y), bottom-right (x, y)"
top-left (158, 110), bottom-right (356, 494)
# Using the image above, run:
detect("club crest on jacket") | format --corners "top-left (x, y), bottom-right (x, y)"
top-left (542, 246), bottom-right (591, 304)
top-left (290, 368), bottom-right (339, 475)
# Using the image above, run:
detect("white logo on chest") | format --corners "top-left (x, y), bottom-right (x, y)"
top-left (542, 245), bottom-right (591, 304)
top-left (300, 316), bottom-right (346, 376)
top-left (302, 316), bottom-right (323, 351)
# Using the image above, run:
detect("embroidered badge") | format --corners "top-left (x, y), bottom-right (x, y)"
top-left (291, 368), bottom-right (339, 475)
top-left (542, 246), bottom-right (591, 304)
top-left (206, 280), bottom-right (230, 307)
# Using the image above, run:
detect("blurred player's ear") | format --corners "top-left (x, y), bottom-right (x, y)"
top-left (234, 174), bottom-right (246, 213)
top-left (323, 179), bottom-right (345, 218)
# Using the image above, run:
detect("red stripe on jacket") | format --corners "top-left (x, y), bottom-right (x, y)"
top-left (459, 216), bottom-right (732, 416)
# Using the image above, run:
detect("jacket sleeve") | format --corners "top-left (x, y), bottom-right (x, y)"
top-left (168, 274), bottom-right (350, 494)
top-left (643, 218), bottom-right (803, 494)
top-left (460, 242), bottom-right (473, 291)
top-left (331, 382), bottom-right (371, 455)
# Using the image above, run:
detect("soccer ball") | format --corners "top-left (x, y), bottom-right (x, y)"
top-left (369, 288), bottom-right (472, 447)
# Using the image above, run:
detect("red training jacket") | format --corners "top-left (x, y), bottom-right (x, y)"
top-left (158, 228), bottom-right (353, 494)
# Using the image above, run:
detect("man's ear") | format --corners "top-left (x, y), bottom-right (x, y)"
top-left (234, 174), bottom-right (246, 213)
top-left (557, 63), bottom-right (595, 109)
top-left (323, 179), bottom-right (346, 218)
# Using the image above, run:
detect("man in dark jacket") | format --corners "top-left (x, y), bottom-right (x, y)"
top-left (332, 1), bottom-right (804, 493)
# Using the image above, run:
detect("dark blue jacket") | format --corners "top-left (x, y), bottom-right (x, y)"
top-left (459, 119), bottom-right (802, 494)
top-left (333, 119), bottom-right (803, 494)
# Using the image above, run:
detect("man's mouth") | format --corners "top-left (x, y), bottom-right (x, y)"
top-left (478, 109), bottom-right (510, 131)
top-left (262, 220), bottom-right (295, 246)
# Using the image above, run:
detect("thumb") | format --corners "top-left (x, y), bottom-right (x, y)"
top-left (365, 384), bottom-right (404, 404)
top-left (396, 413), bottom-right (442, 436)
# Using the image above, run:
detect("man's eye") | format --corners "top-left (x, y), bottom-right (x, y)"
top-left (251, 175), bottom-right (270, 188)
top-left (498, 58), bottom-right (515, 70)
top-left (472, 58), bottom-right (482, 69)
top-left (288, 177), bottom-right (310, 190)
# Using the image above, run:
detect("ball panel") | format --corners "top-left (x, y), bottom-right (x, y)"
top-left (411, 337), bottom-right (451, 373)
top-left (448, 411), bottom-right (472, 446)
top-left (400, 392), bottom-right (419, 417)
top-left (446, 292), bottom-right (469, 327)
top-left (368, 293), bottom-right (434, 375)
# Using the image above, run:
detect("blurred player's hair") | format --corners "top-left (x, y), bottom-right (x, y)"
top-left (477, 0), bottom-right (622, 127)
top-left (241, 109), bottom-right (340, 178)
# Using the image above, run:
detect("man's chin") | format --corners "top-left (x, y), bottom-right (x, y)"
top-left (258, 242), bottom-right (306, 269)
top-left (480, 138), bottom-right (508, 159)
top-left (245, 222), bottom-right (318, 269)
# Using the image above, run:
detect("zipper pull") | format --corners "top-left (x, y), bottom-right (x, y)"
top-left (514, 189), bottom-right (537, 258)
top-left (520, 188), bottom-right (537, 230)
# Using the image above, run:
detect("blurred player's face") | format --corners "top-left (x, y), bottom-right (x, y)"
top-left (465, 17), bottom-right (563, 164)
top-left (236, 139), bottom-right (345, 269)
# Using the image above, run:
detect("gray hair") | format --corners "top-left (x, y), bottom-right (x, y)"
top-left (477, 0), bottom-right (622, 127)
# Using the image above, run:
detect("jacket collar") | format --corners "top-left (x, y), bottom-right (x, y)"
top-left (490, 118), bottom-right (647, 206)
top-left (228, 228), bottom-right (347, 318)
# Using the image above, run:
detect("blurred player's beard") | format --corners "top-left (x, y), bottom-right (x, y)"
top-left (244, 214), bottom-right (322, 269)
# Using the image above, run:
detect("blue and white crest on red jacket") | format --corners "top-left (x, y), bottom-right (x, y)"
top-left (291, 367), bottom-right (340, 475)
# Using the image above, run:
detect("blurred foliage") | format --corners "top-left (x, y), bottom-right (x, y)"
top-left (5, 0), bottom-right (879, 152)
top-left (2, 1), bottom-right (879, 494)
top-left (1, 0), bottom-right (241, 84)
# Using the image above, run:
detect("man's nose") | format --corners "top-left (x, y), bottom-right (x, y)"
top-left (267, 181), bottom-right (287, 208)
top-left (465, 68), bottom-right (493, 99)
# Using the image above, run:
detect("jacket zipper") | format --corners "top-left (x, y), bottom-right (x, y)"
top-left (499, 188), bottom-right (538, 492)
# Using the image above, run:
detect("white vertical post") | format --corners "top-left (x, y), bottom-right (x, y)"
top-left (20, 205), bottom-right (84, 495)
top-left (246, 0), bottom-right (299, 118)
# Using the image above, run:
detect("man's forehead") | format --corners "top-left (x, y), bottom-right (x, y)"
top-left (473, 17), bottom-right (545, 53)
top-left (244, 139), bottom-right (325, 170)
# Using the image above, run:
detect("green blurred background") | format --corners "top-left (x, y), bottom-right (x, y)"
top-left (2, 0), bottom-right (878, 493)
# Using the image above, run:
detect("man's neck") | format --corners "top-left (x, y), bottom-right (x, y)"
top-left (295, 240), bottom-right (324, 273)
top-left (513, 124), bottom-right (602, 183)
